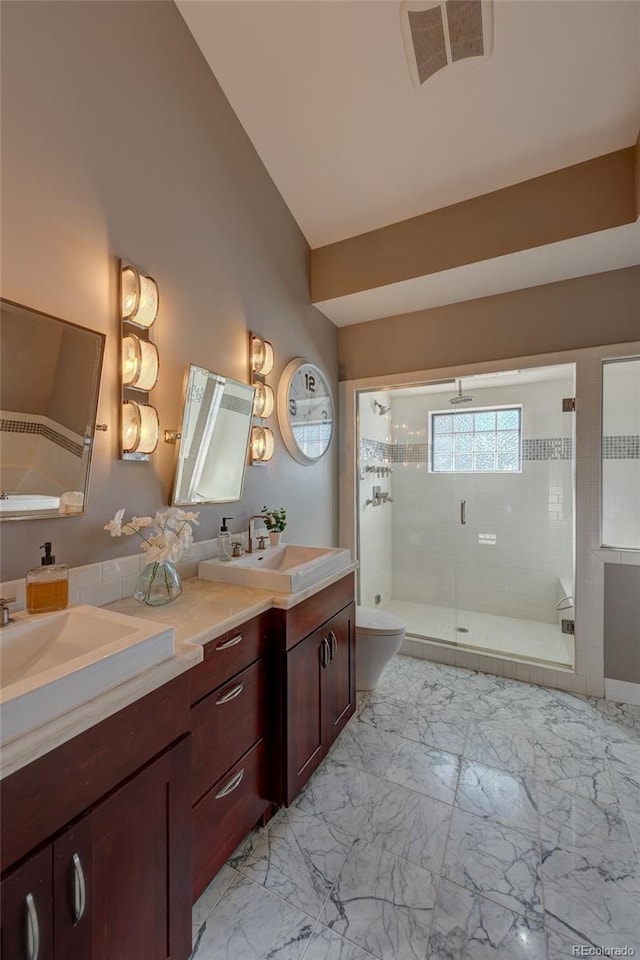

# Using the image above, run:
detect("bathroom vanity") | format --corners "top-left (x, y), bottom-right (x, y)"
top-left (0, 564), bottom-right (356, 960)
top-left (0, 675), bottom-right (193, 960)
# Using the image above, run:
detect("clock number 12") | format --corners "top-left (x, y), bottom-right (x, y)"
top-left (304, 373), bottom-right (316, 393)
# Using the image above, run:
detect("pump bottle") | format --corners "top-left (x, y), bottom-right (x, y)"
top-left (26, 542), bottom-right (69, 614)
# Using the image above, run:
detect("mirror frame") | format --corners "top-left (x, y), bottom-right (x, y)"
top-left (169, 363), bottom-right (255, 507)
top-left (0, 297), bottom-right (106, 522)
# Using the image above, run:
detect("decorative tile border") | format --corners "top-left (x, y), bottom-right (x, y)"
top-left (522, 438), bottom-right (572, 461)
top-left (0, 418), bottom-right (84, 458)
top-left (602, 435), bottom-right (640, 459)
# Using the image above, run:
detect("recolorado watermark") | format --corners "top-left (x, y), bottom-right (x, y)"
top-left (571, 948), bottom-right (636, 957)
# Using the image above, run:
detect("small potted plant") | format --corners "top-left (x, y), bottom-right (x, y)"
top-left (261, 506), bottom-right (286, 546)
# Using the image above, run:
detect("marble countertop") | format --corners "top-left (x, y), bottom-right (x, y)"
top-left (106, 562), bottom-right (358, 649)
top-left (1, 563), bottom-right (357, 780)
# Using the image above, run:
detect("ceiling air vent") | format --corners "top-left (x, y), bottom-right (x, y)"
top-left (400, 0), bottom-right (493, 88)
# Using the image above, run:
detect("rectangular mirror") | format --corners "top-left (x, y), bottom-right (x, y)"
top-left (171, 364), bottom-right (255, 505)
top-left (601, 356), bottom-right (640, 549)
top-left (0, 298), bottom-right (105, 521)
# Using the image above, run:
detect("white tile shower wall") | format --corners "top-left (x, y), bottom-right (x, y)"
top-left (390, 376), bottom-right (574, 623)
top-left (358, 392), bottom-right (393, 607)
top-left (602, 358), bottom-right (640, 549)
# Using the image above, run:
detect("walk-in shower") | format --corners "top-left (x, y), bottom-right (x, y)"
top-left (357, 364), bottom-right (576, 669)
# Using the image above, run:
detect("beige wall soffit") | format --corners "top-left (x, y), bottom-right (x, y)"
top-left (336, 266), bottom-right (640, 383)
top-left (636, 130), bottom-right (640, 221)
top-left (311, 147), bottom-right (637, 304)
top-left (316, 221), bottom-right (640, 327)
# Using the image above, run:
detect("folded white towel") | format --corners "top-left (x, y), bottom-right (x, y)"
top-left (58, 491), bottom-right (84, 515)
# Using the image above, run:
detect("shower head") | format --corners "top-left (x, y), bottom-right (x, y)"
top-left (373, 399), bottom-right (391, 415)
top-left (449, 381), bottom-right (474, 406)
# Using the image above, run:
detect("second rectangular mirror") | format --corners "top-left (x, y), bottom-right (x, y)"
top-left (170, 365), bottom-right (255, 505)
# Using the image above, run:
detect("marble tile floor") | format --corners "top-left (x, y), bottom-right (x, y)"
top-left (191, 654), bottom-right (640, 960)
top-left (383, 598), bottom-right (575, 669)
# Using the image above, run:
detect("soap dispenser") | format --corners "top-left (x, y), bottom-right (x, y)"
top-left (26, 542), bottom-right (69, 614)
top-left (218, 517), bottom-right (234, 561)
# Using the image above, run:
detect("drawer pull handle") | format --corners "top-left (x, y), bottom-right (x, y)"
top-left (329, 630), bottom-right (337, 661)
top-left (216, 634), bottom-right (243, 651)
top-left (215, 682), bottom-right (245, 705)
top-left (25, 893), bottom-right (39, 960)
top-left (215, 768), bottom-right (245, 799)
top-left (71, 852), bottom-right (86, 925)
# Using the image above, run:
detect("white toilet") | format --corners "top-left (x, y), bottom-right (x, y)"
top-left (355, 606), bottom-right (407, 691)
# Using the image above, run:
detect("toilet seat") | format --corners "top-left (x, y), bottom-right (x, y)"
top-left (356, 606), bottom-right (406, 637)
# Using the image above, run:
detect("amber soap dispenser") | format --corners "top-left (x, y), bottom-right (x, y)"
top-left (26, 542), bottom-right (69, 614)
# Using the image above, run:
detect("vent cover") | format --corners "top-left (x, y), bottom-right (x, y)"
top-left (400, 0), bottom-right (493, 88)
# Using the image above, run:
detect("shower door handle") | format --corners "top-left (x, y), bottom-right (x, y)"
top-left (460, 500), bottom-right (466, 525)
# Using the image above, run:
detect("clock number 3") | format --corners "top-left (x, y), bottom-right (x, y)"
top-left (304, 373), bottom-right (316, 393)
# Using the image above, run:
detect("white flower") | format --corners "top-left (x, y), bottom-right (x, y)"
top-left (176, 509), bottom-right (199, 525)
top-left (104, 508), bottom-right (125, 537)
top-left (141, 536), bottom-right (171, 563)
top-left (131, 516), bottom-right (153, 528)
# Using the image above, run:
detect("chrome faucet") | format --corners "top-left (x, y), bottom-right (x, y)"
top-left (0, 597), bottom-right (16, 626)
top-left (247, 515), bottom-right (268, 554)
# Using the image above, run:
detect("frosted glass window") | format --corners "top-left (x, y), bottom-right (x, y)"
top-left (601, 357), bottom-right (640, 549)
top-left (431, 407), bottom-right (521, 473)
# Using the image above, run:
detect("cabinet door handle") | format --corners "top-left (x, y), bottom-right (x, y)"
top-left (328, 630), bottom-right (337, 661)
top-left (71, 852), bottom-right (86, 925)
top-left (460, 500), bottom-right (466, 525)
top-left (215, 682), bottom-right (245, 705)
top-left (216, 633), bottom-right (243, 651)
top-left (320, 637), bottom-right (329, 669)
top-left (215, 768), bottom-right (244, 799)
top-left (25, 893), bottom-right (39, 960)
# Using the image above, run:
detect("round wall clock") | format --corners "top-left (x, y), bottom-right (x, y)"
top-left (277, 358), bottom-right (335, 464)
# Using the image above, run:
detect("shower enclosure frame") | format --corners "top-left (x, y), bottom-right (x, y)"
top-left (340, 340), bottom-right (640, 698)
top-left (353, 365), bottom-right (576, 669)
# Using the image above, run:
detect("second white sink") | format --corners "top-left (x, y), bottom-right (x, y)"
top-left (199, 544), bottom-right (351, 593)
top-left (0, 605), bottom-right (175, 745)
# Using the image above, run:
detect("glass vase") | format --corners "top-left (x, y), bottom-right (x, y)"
top-left (134, 559), bottom-right (182, 606)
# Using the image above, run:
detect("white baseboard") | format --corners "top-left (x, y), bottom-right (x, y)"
top-left (605, 678), bottom-right (640, 706)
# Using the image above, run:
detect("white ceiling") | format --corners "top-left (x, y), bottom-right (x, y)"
top-left (178, 0), bottom-right (640, 248)
top-left (388, 363), bottom-right (575, 397)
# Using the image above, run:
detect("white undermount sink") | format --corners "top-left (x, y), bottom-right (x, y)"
top-left (0, 605), bottom-right (175, 745)
top-left (199, 544), bottom-right (351, 593)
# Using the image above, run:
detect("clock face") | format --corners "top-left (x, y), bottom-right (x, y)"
top-left (277, 359), bottom-right (334, 464)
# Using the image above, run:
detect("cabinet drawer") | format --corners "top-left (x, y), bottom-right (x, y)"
top-left (192, 739), bottom-right (269, 903)
top-left (191, 658), bottom-right (268, 804)
top-left (190, 612), bottom-right (272, 705)
top-left (283, 574), bottom-right (355, 650)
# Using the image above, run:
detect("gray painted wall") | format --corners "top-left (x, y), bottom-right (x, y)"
top-left (604, 564), bottom-right (640, 683)
top-left (0, 0), bottom-right (337, 582)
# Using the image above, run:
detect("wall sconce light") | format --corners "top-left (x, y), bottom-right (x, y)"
top-left (251, 425), bottom-right (275, 463)
top-left (121, 264), bottom-right (159, 328)
top-left (250, 333), bottom-right (274, 376)
top-left (122, 400), bottom-right (160, 455)
top-left (122, 334), bottom-right (160, 391)
top-left (253, 380), bottom-right (274, 419)
top-left (120, 260), bottom-right (160, 461)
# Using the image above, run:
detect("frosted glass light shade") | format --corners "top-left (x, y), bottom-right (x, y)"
top-left (250, 335), bottom-right (274, 375)
top-left (253, 381), bottom-right (274, 418)
top-left (122, 400), bottom-right (159, 454)
top-left (122, 335), bottom-right (159, 391)
top-left (251, 425), bottom-right (275, 462)
top-left (121, 264), bottom-right (158, 328)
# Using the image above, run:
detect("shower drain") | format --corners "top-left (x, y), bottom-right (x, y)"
top-left (456, 627), bottom-right (469, 633)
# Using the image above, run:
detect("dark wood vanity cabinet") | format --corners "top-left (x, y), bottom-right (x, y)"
top-left (281, 576), bottom-right (356, 806)
top-left (0, 676), bottom-right (192, 960)
top-left (189, 612), bottom-right (274, 903)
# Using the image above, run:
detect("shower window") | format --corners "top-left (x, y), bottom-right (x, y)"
top-left (430, 406), bottom-right (522, 473)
